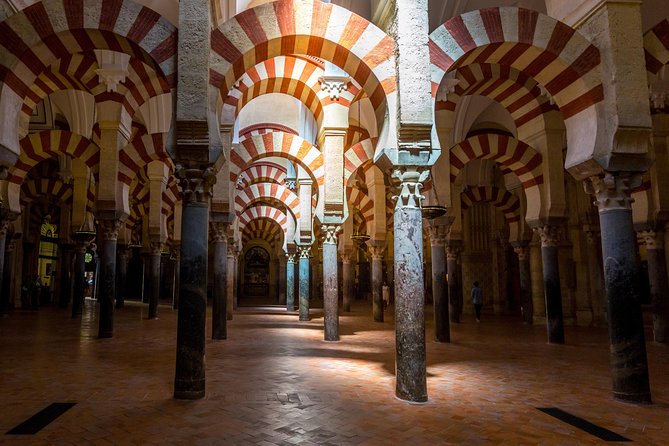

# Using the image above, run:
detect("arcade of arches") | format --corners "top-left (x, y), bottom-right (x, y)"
top-left (1, 0), bottom-right (669, 427)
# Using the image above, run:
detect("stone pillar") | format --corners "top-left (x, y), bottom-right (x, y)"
top-left (286, 253), bottom-right (297, 311)
top-left (639, 230), bottom-right (668, 343)
top-left (226, 240), bottom-right (235, 319)
top-left (392, 168), bottom-right (428, 403)
top-left (341, 252), bottom-right (354, 312)
top-left (322, 225), bottom-right (340, 341)
top-left (116, 247), bottom-right (129, 309)
top-left (429, 227), bottom-right (449, 342)
top-left (233, 248), bottom-right (240, 310)
top-left (211, 221), bottom-right (228, 340)
top-left (0, 218), bottom-right (11, 314)
top-left (174, 167), bottom-right (215, 400)
top-left (59, 244), bottom-right (74, 308)
top-left (369, 242), bottom-right (386, 322)
top-left (298, 244), bottom-right (311, 321)
top-left (1, 237), bottom-right (16, 314)
top-left (147, 242), bottom-right (163, 320)
top-left (171, 244), bottom-right (181, 310)
top-left (513, 243), bottom-right (532, 324)
top-left (446, 243), bottom-right (461, 323)
top-left (585, 173), bottom-right (651, 403)
top-left (534, 224), bottom-right (565, 344)
top-left (585, 230), bottom-right (606, 326)
top-left (278, 254), bottom-right (287, 305)
top-left (71, 237), bottom-right (90, 318)
top-left (97, 218), bottom-right (123, 338)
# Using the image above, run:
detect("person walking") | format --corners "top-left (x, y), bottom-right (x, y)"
top-left (471, 281), bottom-right (483, 322)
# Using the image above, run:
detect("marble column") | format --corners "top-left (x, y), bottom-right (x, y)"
top-left (172, 244), bottom-right (181, 310)
top-left (58, 244), bottom-right (74, 308)
top-left (286, 252), bottom-right (297, 311)
top-left (174, 167), bottom-right (214, 400)
top-left (585, 173), bottom-right (651, 403)
top-left (513, 243), bottom-right (532, 324)
top-left (446, 244), bottom-right (461, 323)
top-left (0, 218), bottom-right (11, 314)
top-left (1, 238), bottom-right (16, 314)
top-left (585, 230), bottom-right (606, 326)
top-left (233, 248), bottom-right (240, 310)
top-left (322, 225), bottom-right (341, 341)
top-left (278, 254), bottom-right (287, 305)
top-left (225, 240), bottom-right (235, 319)
top-left (392, 168), bottom-right (428, 403)
top-left (97, 218), bottom-right (123, 338)
top-left (147, 242), bottom-right (163, 320)
top-left (298, 244), bottom-right (311, 321)
top-left (211, 222), bottom-right (228, 340)
top-left (71, 237), bottom-right (90, 318)
top-left (341, 252), bottom-right (353, 312)
top-left (429, 227), bottom-right (449, 342)
top-left (116, 247), bottom-right (129, 309)
top-left (369, 242), bottom-right (386, 323)
top-left (639, 230), bottom-right (668, 343)
top-left (534, 224), bottom-right (565, 344)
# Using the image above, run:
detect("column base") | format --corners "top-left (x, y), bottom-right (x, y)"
top-left (98, 331), bottom-right (113, 339)
top-left (395, 391), bottom-right (428, 404)
top-left (613, 391), bottom-right (652, 404)
top-left (174, 388), bottom-right (205, 400)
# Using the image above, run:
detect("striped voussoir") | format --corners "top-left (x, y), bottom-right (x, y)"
top-left (344, 138), bottom-right (376, 184)
top-left (20, 53), bottom-right (170, 135)
top-left (232, 132), bottom-right (324, 186)
top-left (20, 178), bottom-right (73, 205)
top-left (235, 182), bottom-right (301, 221)
top-left (118, 132), bottom-right (172, 185)
top-left (346, 186), bottom-right (374, 226)
top-left (429, 7), bottom-right (603, 120)
top-left (239, 205), bottom-right (290, 236)
top-left (237, 162), bottom-right (287, 190)
top-left (209, 0), bottom-right (396, 137)
top-left (645, 19), bottom-right (669, 75)
top-left (242, 217), bottom-right (285, 247)
top-left (239, 123), bottom-right (298, 139)
top-left (436, 63), bottom-right (558, 129)
top-left (449, 133), bottom-right (543, 192)
top-left (345, 125), bottom-right (371, 149)
top-left (10, 131), bottom-right (100, 184)
top-left (461, 186), bottom-right (521, 224)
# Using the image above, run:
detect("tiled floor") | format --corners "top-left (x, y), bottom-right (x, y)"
top-left (0, 299), bottom-right (667, 445)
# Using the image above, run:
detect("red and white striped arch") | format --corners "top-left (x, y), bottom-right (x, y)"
top-left (235, 183), bottom-right (301, 221)
top-left (346, 185), bottom-right (374, 228)
top-left (0, 0), bottom-right (178, 154)
top-left (239, 205), bottom-right (290, 236)
top-left (119, 132), bottom-right (173, 185)
top-left (436, 63), bottom-right (557, 130)
top-left (645, 19), bottom-right (669, 76)
top-left (242, 217), bottom-right (285, 248)
top-left (461, 186), bottom-right (520, 223)
top-left (344, 138), bottom-right (375, 185)
top-left (430, 7), bottom-right (603, 161)
top-left (237, 162), bottom-right (287, 189)
top-left (20, 178), bottom-right (73, 205)
top-left (231, 132), bottom-right (324, 186)
top-left (210, 0), bottom-right (397, 148)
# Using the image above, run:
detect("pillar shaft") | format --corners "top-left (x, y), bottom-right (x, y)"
top-left (342, 254), bottom-right (353, 312)
top-left (369, 244), bottom-right (385, 322)
top-left (535, 225), bottom-right (565, 344)
top-left (116, 248), bottom-right (129, 309)
top-left (2, 239), bottom-right (17, 312)
top-left (298, 245), bottom-right (311, 321)
top-left (172, 245), bottom-right (181, 310)
top-left (586, 173), bottom-right (651, 403)
top-left (286, 253), bottom-right (296, 311)
top-left (212, 222), bottom-right (228, 339)
top-left (71, 241), bottom-right (88, 318)
top-left (0, 219), bottom-right (9, 314)
top-left (147, 243), bottom-right (163, 320)
top-left (59, 245), bottom-right (73, 308)
top-left (430, 232), bottom-right (449, 342)
top-left (393, 169), bottom-right (427, 403)
top-left (639, 230), bottom-right (668, 343)
top-left (226, 240), bottom-right (235, 319)
top-left (322, 225), bottom-right (340, 341)
top-left (97, 219), bottom-right (123, 338)
top-left (446, 245), bottom-right (461, 323)
top-left (278, 255), bottom-right (287, 305)
top-left (514, 244), bottom-right (532, 324)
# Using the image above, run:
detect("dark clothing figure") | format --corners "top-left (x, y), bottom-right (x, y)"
top-left (471, 281), bottom-right (483, 322)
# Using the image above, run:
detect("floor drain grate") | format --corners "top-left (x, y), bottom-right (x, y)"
top-left (537, 407), bottom-right (631, 442)
top-left (6, 403), bottom-right (77, 435)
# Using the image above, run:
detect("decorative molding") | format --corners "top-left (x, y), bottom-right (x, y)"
top-left (211, 221), bottom-right (229, 243)
top-left (391, 167), bottom-right (430, 210)
top-left (584, 172), bottom-right (642, 212)
top-left (534, 225), bottom-right (561, 248)
top-left (321, 225), bottom-right (341, 245)
top-left (175, 165), bottom-right (216, 204)
top-left (93, 50), bottom-right (130, 93)
top-left (297, 244), bottom-right (312, 259)
top-left (98, 218), bottom-right (124, 241)
top-left (319, 75), bottom-right (350, 100)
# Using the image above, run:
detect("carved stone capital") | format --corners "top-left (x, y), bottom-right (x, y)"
top-left (446, 245), bottom-right (461, 260)
top-left (0, 219), bottom-right (11, 239)
top-left (287, 252), bottom-right (297, 264)
top-left (210, 221), bottom-right (229, 243)
top-left (584, 172), bottom-right (642, 212)
top-left (0, 210), bottom-right (19, 239)
top-left (340, 252), bottom-right (353, 263)
top-left (297, 244), bottom-right (312, 259)
top-left (534, 225), bottom-right (561, 248)
top-left (368, 243), bottom-right (386, 260)
top-left (175, 164), bottom-right (216, 204)
top-left (321, 224), bottom-right (341, 245)
top-left (170, 244), bottom-right (181, 260)
top-left (149, 242), bottom-right (164, 256)
top-left (319, 75), bottom-right (350, 100)
top-left (513, 246), bottom-right (529, 261)
top-left (285, 179), bottom-right (297, 191)
top-left (391, 167), bottom-right (430, 210)
top-left (639, 230), bottom-right (664, 250)
top-left (427, 225), bottom-right (447, 246)
top-left (97, 218), bottom-right (124, 241)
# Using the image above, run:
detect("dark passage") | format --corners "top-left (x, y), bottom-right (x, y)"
top-left (6, 403), bottom-right (77, 435)
top-left (538, 407), bottom-right (631, 442)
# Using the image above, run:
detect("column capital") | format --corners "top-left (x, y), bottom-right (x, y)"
top-left (97, 218), bottom-right (124, 241)
top-left (175, 164), bottom-right (216, 204)
top-left (638, 229), bottom-right (664, 250)
top-left (0, 210), bottom-right (19, 239)
top-left (340, 252), bottom-right (353, 263)
top-left (318, 75), bottom-right (350, 100)
top-left (513, 245), bottom-right (530, 261)
top-left (149, 242), bottom-right (164, 256)
top-left (584, 172), bottom-right (643, 212)
top-left (297, 244), bottom-right (312, 259)
top-left (445, 244), bottom-right (461, 260)
top-left (533, 224), bottom-right (561, 248)
top-left (287, 252), bottom-right (297, 264)
top-left (321, 224), bottom-right (341, 245)
top-left (427, 224), bottom-right (448, 246)
top-left (391, 167), bottom-right (430, 209)
top-left (210, 221), bottom-right (229, 243)
top-left (170, 243), bottom-right (181, 260)
top-left (368, 243), bottom-right (386, 260)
